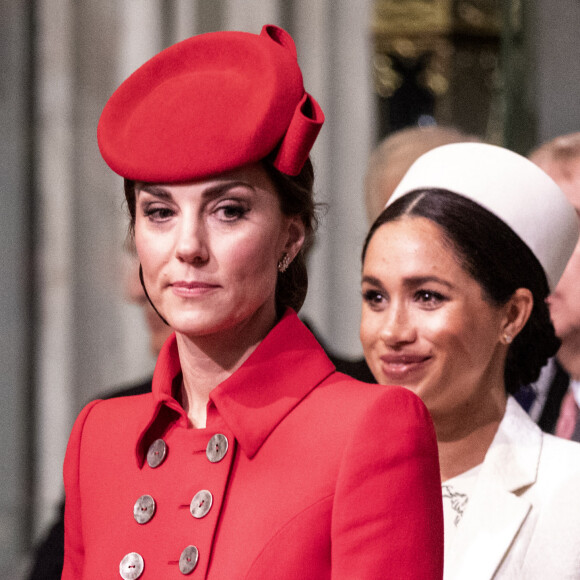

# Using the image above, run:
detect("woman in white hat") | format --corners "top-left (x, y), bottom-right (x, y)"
top-left (360, 142), bottom-right (580, 579)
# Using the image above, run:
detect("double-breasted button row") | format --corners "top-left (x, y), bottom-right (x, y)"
top-left (119, 547), bottom-right (199, 578)
top-left (146, 434), bottom-right (229, 468)
top-left (132, 490), bottom-right (213, 524)
top-left (124, 435), bottom-right (227, 576)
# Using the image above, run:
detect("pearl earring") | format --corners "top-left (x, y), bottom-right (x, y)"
top-left (503, 333), bottom-right (513, 344)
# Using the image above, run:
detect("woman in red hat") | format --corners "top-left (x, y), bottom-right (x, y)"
top-left (62, 25), bottom-right (443, 579)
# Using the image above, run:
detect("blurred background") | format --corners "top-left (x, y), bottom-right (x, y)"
top-left (2, 0), bottom-right (580, 575)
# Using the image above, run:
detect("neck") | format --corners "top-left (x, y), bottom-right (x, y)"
top-left (557, 339), bottom-right (580, 380)
top-left (175, 308), bottom-right (278, 428)
top-left (433, 389), bottom-right (507, 482)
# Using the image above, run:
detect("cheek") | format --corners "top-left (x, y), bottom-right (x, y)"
top-left (359, 310), bottom-right (382, 350)
top-left (135, 230), bottom-right (167, 281)
top-left (224, 233), bottom-right (279, 284)
top-left (439, 313), bottom-right (499, 370)
top-left (420, 311), bottom-right (474, 355)
top-left (555, 250), bottom-right (580, 300)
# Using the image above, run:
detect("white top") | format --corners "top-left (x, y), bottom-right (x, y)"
top-left (444, 397), bottom-right (580, 580)
top-left (442, 464), bottom-right (482, 561)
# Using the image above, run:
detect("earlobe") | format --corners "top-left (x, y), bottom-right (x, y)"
top-left (501, 288), bottom-right (534, 343)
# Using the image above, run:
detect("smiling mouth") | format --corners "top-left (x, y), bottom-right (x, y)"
top-left (379, 355), bottom-right (430, 380)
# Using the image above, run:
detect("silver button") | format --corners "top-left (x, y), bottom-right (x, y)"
top-left (119, 552), bottom-right (144, 579)
top-left (190, 490), bottom-right (213, 519)
top-left (133, 494), bottom-right (156, 524)
top-left (206, 434), bottom-right (228, 463)
top-left (147, 438), bottom-right (167, 468)
top-left (179, 545), bottom-right (199, 575)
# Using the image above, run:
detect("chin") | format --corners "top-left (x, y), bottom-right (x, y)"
top-left (172, 311), bottom-right (234, 338)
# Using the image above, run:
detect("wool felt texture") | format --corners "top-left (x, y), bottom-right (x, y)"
top-left (97, 25), bottom-right (324, 181)
top-left (62, 310), bottom-right (444, 579)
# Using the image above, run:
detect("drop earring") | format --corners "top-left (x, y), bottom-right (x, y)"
top-left (277, 253), bottom-right (291, 273)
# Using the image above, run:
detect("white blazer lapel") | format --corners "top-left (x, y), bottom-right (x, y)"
top-left (445, 479), bottom-right (531, 579)
top-left (444, 399), bottom-right (542, 580)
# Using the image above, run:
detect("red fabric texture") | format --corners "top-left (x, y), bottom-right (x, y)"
top-left (97, 25), bottom-right (324, 182)
top-left (63, 311), bottom-right (443, 579)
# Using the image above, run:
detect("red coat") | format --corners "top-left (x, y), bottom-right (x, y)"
top-left (63, 310), bottom-right (443, 579)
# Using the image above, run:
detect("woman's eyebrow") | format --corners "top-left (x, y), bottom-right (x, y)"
top-left (361, 275), bottom-right (384, 288)
top-left (361, 274), bottom-right (454, 289)
top-left (137, 184), bottom-right (172, 200)
top-left (200, 181), bottom-right (256, 200)
top-left (137, 181), bottom-right (257, 201)
top-left (404, 276), bottom-right (454, 289)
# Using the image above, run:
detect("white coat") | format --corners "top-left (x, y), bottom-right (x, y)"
top-left (445, 397), bottom-right (580, 579)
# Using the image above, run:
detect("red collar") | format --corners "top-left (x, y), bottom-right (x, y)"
top-left (135, 309), bottom-right (335, 466)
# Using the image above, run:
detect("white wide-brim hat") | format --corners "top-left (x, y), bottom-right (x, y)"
top-left (388, 142), bottom-right (579, 290)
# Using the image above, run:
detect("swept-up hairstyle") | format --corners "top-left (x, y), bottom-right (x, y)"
top-left (362, 188), bottom-right (560, 394)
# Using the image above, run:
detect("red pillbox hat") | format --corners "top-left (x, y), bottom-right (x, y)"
top-left (97, 25), bottom-right (324, 182)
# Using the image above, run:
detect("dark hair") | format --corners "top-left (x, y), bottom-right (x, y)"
top-left (262, 157), bottom-right (317, 314)
top-left (123, 157), bottom-right (317, 315)
top-left (362, 188), bottom-right (560, 394)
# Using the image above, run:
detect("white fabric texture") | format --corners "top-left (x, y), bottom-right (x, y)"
top-left (444, 397), bottom-right (580, 580)
top-left (388, 143), bottom-right (579, 291)
top-left (442, 463), bottom-right (482, 555)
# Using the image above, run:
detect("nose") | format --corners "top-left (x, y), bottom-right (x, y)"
top-left (175, 216), bottom-right (209, 264)
top-left (379, 301), bottom-right (416, 347)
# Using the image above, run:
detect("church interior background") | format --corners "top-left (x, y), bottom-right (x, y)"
top-left (2, 0), bottom-right (579, 576)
